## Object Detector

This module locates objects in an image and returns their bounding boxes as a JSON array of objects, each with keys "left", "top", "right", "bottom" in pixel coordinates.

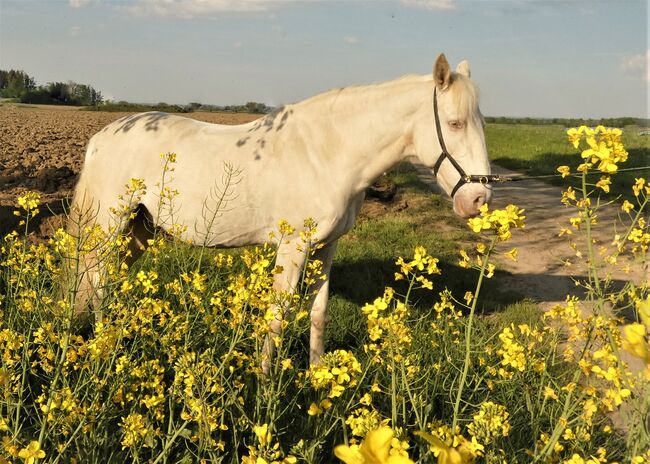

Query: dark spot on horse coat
[{"left": 113, "top": 112, "right": 170, "bottom": 134}]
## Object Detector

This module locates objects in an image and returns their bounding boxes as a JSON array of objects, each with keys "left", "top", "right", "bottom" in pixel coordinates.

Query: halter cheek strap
[{"left": 432, "top": 87, "right": 500, "bottom": 197}]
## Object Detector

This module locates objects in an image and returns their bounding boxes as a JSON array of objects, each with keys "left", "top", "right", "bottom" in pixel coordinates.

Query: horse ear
[
  {"left": 456, "top": 60, "right": 471, "bottom": 78},
  {"left": 433, "top": 53, "right": 451, "bottom": 90}
]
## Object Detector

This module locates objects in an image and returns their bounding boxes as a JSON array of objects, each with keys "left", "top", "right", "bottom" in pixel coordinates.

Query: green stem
[
  {"left": 452, "top": 235, "right": 496, "bottom": 430},
  {"left": 581, "top": 172, "right": 601, "bottom": 297},
  {"left": 152, "top": 420, "right": 191, "bottom": 464}
]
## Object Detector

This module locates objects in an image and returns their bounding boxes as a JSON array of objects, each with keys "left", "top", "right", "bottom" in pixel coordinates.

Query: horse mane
[
  {"left": 294, "top": 74, "right": 431, "bottom": 109},
  {"left": 292, "top": 72, "right": 480, "bottom": 122}
]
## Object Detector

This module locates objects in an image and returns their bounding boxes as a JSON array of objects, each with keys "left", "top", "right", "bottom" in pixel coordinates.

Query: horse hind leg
[
  {"left": 64, "top": 190, "right": 107, "bottom": 322},
  {"left": 307, "top": 241, "right": 338, "bottom": 366},
  {"left": 123, "top": 205, "right": 155, "bottom": 267},
  {"left": 65, "top": 198, "right": 154, "bottom": 321},
  {"left": 262, "top": 241, "right": 309, "bottom": 375}
]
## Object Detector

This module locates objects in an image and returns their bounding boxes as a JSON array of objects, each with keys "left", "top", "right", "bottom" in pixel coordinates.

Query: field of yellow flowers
[{"left": 0, "top": 127, "right": 648, "bottom": 463}]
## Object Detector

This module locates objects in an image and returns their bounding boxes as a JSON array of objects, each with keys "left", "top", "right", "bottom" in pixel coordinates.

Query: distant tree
[
  {"left": 17, "top": 79, "right": 103, "bottom": 106},
  {"left": 244, "top": 101, "right": 271, "bottom": 114},
  {"left": 68, "top": 81, "right": 103, "bottom": 106},
  {"left": 0, "top": 69, "right": 36, "bottom": 98},
  {"left": 47, "top": 82, "right": 71, "bottom": 103}
]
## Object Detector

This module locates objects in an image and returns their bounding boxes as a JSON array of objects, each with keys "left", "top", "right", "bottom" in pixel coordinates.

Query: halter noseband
[{"left": 432, "top": 87, "right": 499, "bottom": 197}]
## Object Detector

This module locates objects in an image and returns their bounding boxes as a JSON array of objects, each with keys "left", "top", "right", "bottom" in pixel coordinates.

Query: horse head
[{"left": 412, "top": 53, "right": 492, "bottom": 218}]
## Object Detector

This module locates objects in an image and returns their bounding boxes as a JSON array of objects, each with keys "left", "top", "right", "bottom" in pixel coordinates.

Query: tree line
[
  {"left": 93, "top": 100, "right": 271, "bottom": 114},
  {"left": 0, "top": 69, "right": 103, "bottom": 106},
  {"left": 484, "top": 116, "right": 647, "bottom": 128}
]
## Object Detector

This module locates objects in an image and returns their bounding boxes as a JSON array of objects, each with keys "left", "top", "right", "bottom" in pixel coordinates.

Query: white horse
[{"left": 70, "top": 54, "right": 492, "bottom": 368}]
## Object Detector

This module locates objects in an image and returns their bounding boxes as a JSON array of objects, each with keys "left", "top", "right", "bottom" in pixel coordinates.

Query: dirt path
[{"left": 412, "top": 161, "right": 648, "bottom": 310}]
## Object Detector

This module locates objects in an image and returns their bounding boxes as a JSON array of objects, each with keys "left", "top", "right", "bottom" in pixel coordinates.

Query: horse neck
[{"left": 295, "top": 78, "right": 431, "bottom": 193}]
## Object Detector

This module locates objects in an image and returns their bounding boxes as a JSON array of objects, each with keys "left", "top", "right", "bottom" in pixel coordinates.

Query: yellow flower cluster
[
  {"left": 494, "top": 324, "right": 546, "bottom": 379},
  {"left": 632, "top": 177, "right": 650, "bottom": 197},
  {"left": 346, "top": 406, "right": 390, "bottom": 439},
  {"left": 621, "top": 295, "right": 650, "bottom": 379},
  {"left": 362, "top": 288, "right": 414, "bottom": 370},
  {"left": 17, "top": 440, "right": 46, "bottom": 464},
  {"left": 457, "top": 244, "right": 497, "bottom": 278},
  {"left": 16, "top": 191, "right": 41, "bottom": 215},
  {"left": 561, "top": 449, "right": 608, "bottom": 464},
  {"left": 394, "top": 245, "right": 440, "bottom": 289},
  {"left": 417, "top": 423, "right": 482, "bottom": 464},
  {"left": 308, "top": 350, "right": 362, "bottom": 399},
  {"left": 243, "top": 423, "right": 297, "bottom": 464},
  {"left": 173, "top": 350, "right": 228, "bottom": 444},
  {"left": 430, "top": 290, "right": 463, "bottom": 348},
  {"left": 544, "top": 297, "right": 633, "bottom": 414},
  {"left": 467, "top": 204, "right": 525, "bottom": 241},
  {"left": 120, "top": 412, "right": 153, "bottom": 449},
  {"left": 627, "top": 217, "right": 650, "bottom": 256},
  {"left": 335, "top": 427, "right": 414, "bottom": 464},
  {"left": 467, "top": 401, "right": 511, "bottom": 446},
  {"left": 567, "top": 126, "right": 628, "bottom": 174}
]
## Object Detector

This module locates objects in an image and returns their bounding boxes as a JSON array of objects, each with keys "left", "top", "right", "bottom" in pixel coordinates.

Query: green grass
[
  {"left": 487, "top": 124, "right": 650, "bottom": 198},
  {"left": 325, "top": 163, "right": 527, "bottom": 352}
]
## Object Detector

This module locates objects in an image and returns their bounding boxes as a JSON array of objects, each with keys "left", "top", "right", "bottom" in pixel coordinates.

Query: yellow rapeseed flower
[
  {"left": 621, "top": 199, "right": 635, "bottom": 213},
  {"left": 334, "top": 427, "right": 414, "bottom": 464},
  {"left": 18, "top": 441, "right": 46, "bottom": 464},
  {"left": 254, "top": 424, "right": 272, "bottom": 446},
  {"left": 557, "top": 165, "right": 571, "bottom": 178},
  {"left": 16, "top": 191, "right": 41, "bottom": 213},
  {"left": 543, "top": 386, "right": 558, "bottom": 401},
  {"left": 467, "top": 401, "right": 511, "bottom": 445},
  {"left": 632, "top": 177, "right": 647, "bottom": 196},
  {"left": 566, "top": 127, "right": 584, "bottom": 148},
  {"left": 622, "top": 323, "right": 649, "bottom": 363},
  {"left": 415, "top": 430, "right": 478, "bottom": 464},
  {"left": 467, "top": 204, "right": 525, "bottom": 241},
  {"left": 503, "top": 248, "right": 518, "bottom": 261},
  {"left": 595, "top": 176, "right": 611, "bottom": 193},
  {"left": 637, "top": 295, "right": 650, "bottom": 330}
]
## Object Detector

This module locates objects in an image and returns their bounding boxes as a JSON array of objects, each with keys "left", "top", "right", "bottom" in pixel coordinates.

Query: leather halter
[{"left": 431, "top": 87, "right": 499, "bottom": 197}]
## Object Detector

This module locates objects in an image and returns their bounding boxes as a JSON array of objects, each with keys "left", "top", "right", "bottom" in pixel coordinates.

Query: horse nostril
[{"left": 473, "top": 194, "right": 486, "bottom": 208}]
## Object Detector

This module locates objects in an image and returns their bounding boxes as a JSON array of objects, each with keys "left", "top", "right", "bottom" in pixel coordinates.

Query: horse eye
[{"left": 449, "top": 120, "right": 465, "bottom": 130}]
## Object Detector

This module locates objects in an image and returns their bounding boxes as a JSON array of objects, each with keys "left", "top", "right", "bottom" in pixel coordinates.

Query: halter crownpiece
[{"left": 431, "top": 87, "right": 502, "bottom": 197}]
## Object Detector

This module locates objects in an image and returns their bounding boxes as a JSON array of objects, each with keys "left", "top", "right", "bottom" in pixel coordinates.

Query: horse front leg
[
  {"left": 308, "top": 241, "right": 338, "bottom": 366},
  {"left": 262, "top": 241, "right": 307, "bottom": 375}
]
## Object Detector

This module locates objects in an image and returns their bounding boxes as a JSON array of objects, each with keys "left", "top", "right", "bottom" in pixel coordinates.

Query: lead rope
[{"left": 495, "top": 165, "right": 650, "bottom": 183}]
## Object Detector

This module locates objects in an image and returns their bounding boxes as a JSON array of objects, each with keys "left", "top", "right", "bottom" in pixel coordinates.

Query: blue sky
[{"left": 0, "top": 0, "right": 648, "bottom": 118}]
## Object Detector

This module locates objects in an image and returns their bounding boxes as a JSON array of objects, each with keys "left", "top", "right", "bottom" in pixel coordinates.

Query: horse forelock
[{"left": 447, "top": 74, "right": 481, "bottom": 123}]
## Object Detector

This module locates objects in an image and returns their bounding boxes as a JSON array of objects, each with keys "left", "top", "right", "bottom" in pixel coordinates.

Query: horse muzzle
[{"left": 453, "top": 183, "right": 492, "bottom": 218}]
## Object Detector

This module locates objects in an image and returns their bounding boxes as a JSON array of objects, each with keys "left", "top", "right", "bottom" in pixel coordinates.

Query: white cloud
[
  {"left": 621, "top": 49, "right": 650, "bottom": 82},
  {"left": 401, "top": 0, "right": 456, "bottom": 11},
  {"left": 69, "top": 0, "right": 92, "bottom": 7},
  {"left": 68, "top": 25, "right": 83, "bottom": 37},
  {"left": 343, "top": 36, "right": 359, "bottom": 45},
  {"left": 122, "top": 0, "right": 286, "bottom": 18}
]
